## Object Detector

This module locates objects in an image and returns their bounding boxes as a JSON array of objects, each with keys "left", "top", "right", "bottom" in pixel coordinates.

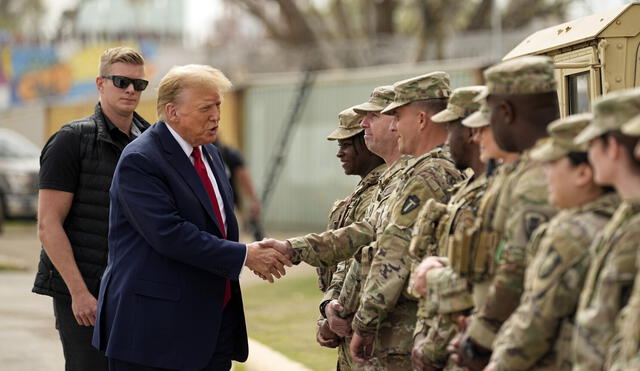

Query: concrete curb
[
  {"left": 243, "top": 338, "right": 313, "bottom": 371},
  {"left": 0, "top": 254, "right": 27, "bottom": 271}
]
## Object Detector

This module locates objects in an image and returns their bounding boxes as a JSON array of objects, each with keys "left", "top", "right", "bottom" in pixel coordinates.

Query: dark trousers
[
  {"left": 53, "top": 296, "right": 109, "bottom": 371},
  {"left": 108, "top": 299, "right": 241, "bottom": 371}
]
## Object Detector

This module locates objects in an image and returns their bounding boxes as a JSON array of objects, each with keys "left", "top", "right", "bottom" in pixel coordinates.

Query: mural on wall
[{"left": 0, "top": 41, "right": 157, "bottom": 107}]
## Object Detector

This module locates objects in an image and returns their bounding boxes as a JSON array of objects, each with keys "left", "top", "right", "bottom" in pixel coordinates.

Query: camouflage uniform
[
  {"left": 571, "top": 89, "right": 640, "bottom": 371},
  {"left": 334, "top": 156, "right": 408, "bottom": 371},
  {"left": 607, "top": 111, "right": 640, "bottom": 371},
  {"left": 411, "top": 101, "right": 506, "bottom": 371},
  {"left": 319, "top": 107, "right": 385, "bottom": 293},
  {"left": 607, "top": 249, "right": 640, "bottom": 371},
  {"left": 406, "top": 85, "right": 487, "bottom": 369},
  {"left": 319, "top": 107, "right": 387, "bottom": 370},
  {"left": 412, "top": 173, "right": 490, "bottom": 370},
  {"left": 490, "top": 114, "right": 621, "bottom": 371},
  {"left": 571, "top": 200, "right": 640, "bottom": 371},
  {"left": 289, "top": 72, "right": 465, "bottom": 369},
  {"left": 465, "top": 57, "right": 559, "bottom": 350}
]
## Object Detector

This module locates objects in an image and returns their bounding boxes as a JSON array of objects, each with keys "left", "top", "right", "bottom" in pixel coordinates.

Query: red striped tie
[{"left": 191, "top": 147, "right": 231, "bottom": 307}]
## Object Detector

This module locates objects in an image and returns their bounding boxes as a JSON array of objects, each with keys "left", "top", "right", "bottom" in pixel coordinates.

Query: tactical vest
[
  {"left": 316, "top": 164, "right": 385, "bottom": 292},
  {"left": 338, "top": 156, "right": 412, "bottom": 315},
  {"left": 33, "top": 105, "right": 150, "bottom": 298}
]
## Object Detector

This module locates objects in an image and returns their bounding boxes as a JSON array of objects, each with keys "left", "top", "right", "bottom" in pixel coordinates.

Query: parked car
[{"left": 0, "top": 128, "right": 40, "bottom": 225}]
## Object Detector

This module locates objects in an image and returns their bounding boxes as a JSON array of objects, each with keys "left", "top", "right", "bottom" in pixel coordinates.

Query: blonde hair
[
  {"left": 157, "top": 64, "right": 232, "bottom": 120},
  {"left": 99, "top": 47, "right": 145, "bottom": 76}
]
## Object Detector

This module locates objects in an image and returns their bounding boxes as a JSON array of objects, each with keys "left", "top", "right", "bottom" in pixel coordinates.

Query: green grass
[{"left": 241, "top": 273, "right": 338, "bottom": 370}]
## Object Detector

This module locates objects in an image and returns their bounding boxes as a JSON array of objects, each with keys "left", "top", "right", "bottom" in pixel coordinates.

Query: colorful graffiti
[{"left": 0, "top": 41, "right": 157, "bottom": 106}]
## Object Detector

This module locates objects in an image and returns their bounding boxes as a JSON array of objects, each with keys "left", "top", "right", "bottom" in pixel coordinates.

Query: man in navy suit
[{"left": 93, "top": 64, "right": 291, "bottom": 371}]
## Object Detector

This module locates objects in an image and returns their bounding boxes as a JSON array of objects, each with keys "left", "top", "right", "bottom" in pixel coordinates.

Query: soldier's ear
[
  {"left": 498, "top": 99, "right": 516, "bottom": 126},
  {"left": 574, "top": 163, "right": 593, "bottom": 188}
]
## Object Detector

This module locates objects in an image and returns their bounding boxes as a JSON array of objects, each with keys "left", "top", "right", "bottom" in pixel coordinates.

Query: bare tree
[{"left": 224, "top": 0, "right": 572, "bottom": 68}]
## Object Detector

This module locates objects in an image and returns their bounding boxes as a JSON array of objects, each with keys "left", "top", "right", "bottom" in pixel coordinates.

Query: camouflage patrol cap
[
  {"left": 575, "top": 87, "right": 640, "bottom": 144},
  {"left": 461, "top": 100, "right": 490, "bottom": 128},
  {"left": 620, "top": 114, "right": 640, "bottom": 160},
  {"left": 327, "top": 107, "right": 364, "bottom": 140},
  {"left": 621, "top": 113, "right": 640, "bottom": 136},
  {"left": 478, "top": 56, "right": 556, "bottom": 99},
  {"left": 352, "top": 85, "right": 395, "bottom": 114},
  {"left": 531, "top": 113, "right": 592, "bottom": 162},
  {"left": 432, "top": 85, "right": 486, "bottom": 123},
  {"left": 380, "top": 71, "right": 450, "bottom": 115}
]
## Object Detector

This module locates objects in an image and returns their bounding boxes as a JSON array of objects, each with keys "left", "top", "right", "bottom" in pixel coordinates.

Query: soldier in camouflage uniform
[
  {"left": 449, "top": 56, "right": 559, "bottom": 370},
  {"left": 265, "top": 72, "right": 464, "bottom": 369},
  {"left": 485, "top": 113, "right": 620, "bottom": 371},
  {"left": 570, "top": 88, "right": 640, "bottom": 371},
  {"left": 316, "top": 107, "right": 386, "bottom": 366},
  {"left": 404, "top": 85, "right": 487, "bottom": 371},
  {"left": 606, "top": 114, "right": 640, "bottom": 371},
  {"left": 320, "top": 86, "right": 401, "bottom": 370}
]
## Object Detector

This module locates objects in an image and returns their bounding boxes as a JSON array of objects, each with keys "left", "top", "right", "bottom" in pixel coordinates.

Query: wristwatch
[
  {"left": 462, "top": 336, "right": 491, "bottom": 360},
  {"left": 319, "top": 300, "right": 331, "bottom": 318}
]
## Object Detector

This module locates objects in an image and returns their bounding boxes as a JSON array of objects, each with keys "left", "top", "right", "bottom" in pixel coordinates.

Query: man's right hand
[
  {"left": 411, "top": 256, "right": 445, "bottom": 297},
  {"left": 245, "top": 241, "right": 292, "bottom": 282},
  {"left": 325, "top": 300, "right": 353, "bottom": 337},
  {"left": 71, "top": 290, "right": 98, "bottom": 326}
]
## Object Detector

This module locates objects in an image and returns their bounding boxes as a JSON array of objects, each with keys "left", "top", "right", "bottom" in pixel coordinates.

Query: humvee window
[{"left": 567, "top": 72, "right": 590, "bottom": 115}]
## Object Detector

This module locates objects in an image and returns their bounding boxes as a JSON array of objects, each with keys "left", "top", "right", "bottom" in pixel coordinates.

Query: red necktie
[{"left": 191, "top": 147, "right": 231, "bottom": 307}]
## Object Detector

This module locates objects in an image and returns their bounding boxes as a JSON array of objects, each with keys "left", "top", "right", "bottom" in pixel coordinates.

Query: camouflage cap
[
  {"left": 461, "top": 100, "right": 490, "bottom": 128},
  {"left": 620, "top": 113, "right": 640, "bottom": 160},
  {"left": 575, "top": 87, "right": 640, "bottom": 144},
  {"left": 531, "top": 113, "right": 592, "bottom": 162},
  {"left": 327, "top": 107, "right": 364, "bottom": 140},
  {"left": 432, "top": 85, "right": 486, "bottom": 123},
  {"left": 352, "top": 85, "right": 395, "bottom": 114},
  {"left": 621, "top": 113, "right": 640, "bottom": 137},
  {"left": 477, "top": 56, "right": 556, "bottom": 100},
  {"left": 380, "top": 71, "right": 450, "bottom": 115}
]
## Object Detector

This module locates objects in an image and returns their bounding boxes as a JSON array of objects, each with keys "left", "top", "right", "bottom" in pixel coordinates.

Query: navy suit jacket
[{"left": 93, "top": 121, "right": 248, "bottom": 370}]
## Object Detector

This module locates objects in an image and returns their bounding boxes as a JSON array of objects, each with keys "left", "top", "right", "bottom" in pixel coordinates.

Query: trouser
[{"left": 53, "top": 296, "right": 109, "bottom": 371}]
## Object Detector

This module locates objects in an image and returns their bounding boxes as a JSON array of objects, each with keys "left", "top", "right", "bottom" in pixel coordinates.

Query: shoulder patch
[
  {"left": 401, "top": 195, "right": 421, "bottom": 215},
  {"left": 538, "top": 247, "right": 562, "bottom": 279},
  {"left": 524, "top": 211, "right": 548, "bottom": 239}
]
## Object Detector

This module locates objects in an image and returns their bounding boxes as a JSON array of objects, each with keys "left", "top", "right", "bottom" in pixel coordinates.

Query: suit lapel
[{"left": 155, "top": 122, "right": 224, "bottom": 236}]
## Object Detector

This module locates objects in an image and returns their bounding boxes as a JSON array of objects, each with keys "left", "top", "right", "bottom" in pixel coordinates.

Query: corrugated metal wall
[{"left": 243, "top": 59, "right": 484, "bottom": 231}]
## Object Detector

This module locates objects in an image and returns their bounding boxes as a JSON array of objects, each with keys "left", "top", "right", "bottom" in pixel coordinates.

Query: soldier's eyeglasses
[{"left": 102, "top": 75, "right": 149, "bottom": 91}]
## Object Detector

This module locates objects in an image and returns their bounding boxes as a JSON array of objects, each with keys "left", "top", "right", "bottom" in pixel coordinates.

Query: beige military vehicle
[{"left": 504, "top": 3, "right": 640, "bottom": 117}]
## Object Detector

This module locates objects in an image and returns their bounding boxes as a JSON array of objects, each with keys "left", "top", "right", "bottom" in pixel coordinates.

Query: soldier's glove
[{"left": 316, "top": 319, "right": 340, "bottom": 348}]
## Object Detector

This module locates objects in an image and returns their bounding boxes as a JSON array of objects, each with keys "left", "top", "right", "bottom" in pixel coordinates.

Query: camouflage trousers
[{"left": 413, "top": 316, "right": 458, "bottom": 369}]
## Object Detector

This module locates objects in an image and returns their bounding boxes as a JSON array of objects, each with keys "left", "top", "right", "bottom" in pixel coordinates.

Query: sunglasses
[{"left": 102, "top": 75, "right": 149, "bottom": 91}]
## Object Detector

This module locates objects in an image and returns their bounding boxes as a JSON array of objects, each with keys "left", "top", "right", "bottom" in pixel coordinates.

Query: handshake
[{"left": 244, "top": 238, "right": 295, "bottom": 282}]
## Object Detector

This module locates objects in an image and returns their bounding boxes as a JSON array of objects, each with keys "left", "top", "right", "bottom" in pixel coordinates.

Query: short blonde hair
[
  {"left": 157, "top": 64, "right": 232, "bottom": 120},
  {"left": 99, "top": 47, "right": 145, "bottom": 76}
]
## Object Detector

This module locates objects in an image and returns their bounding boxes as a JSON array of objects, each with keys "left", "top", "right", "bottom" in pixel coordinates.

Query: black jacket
[{"left": 33, "top": 104, "right": 150, "bottom": 298}]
